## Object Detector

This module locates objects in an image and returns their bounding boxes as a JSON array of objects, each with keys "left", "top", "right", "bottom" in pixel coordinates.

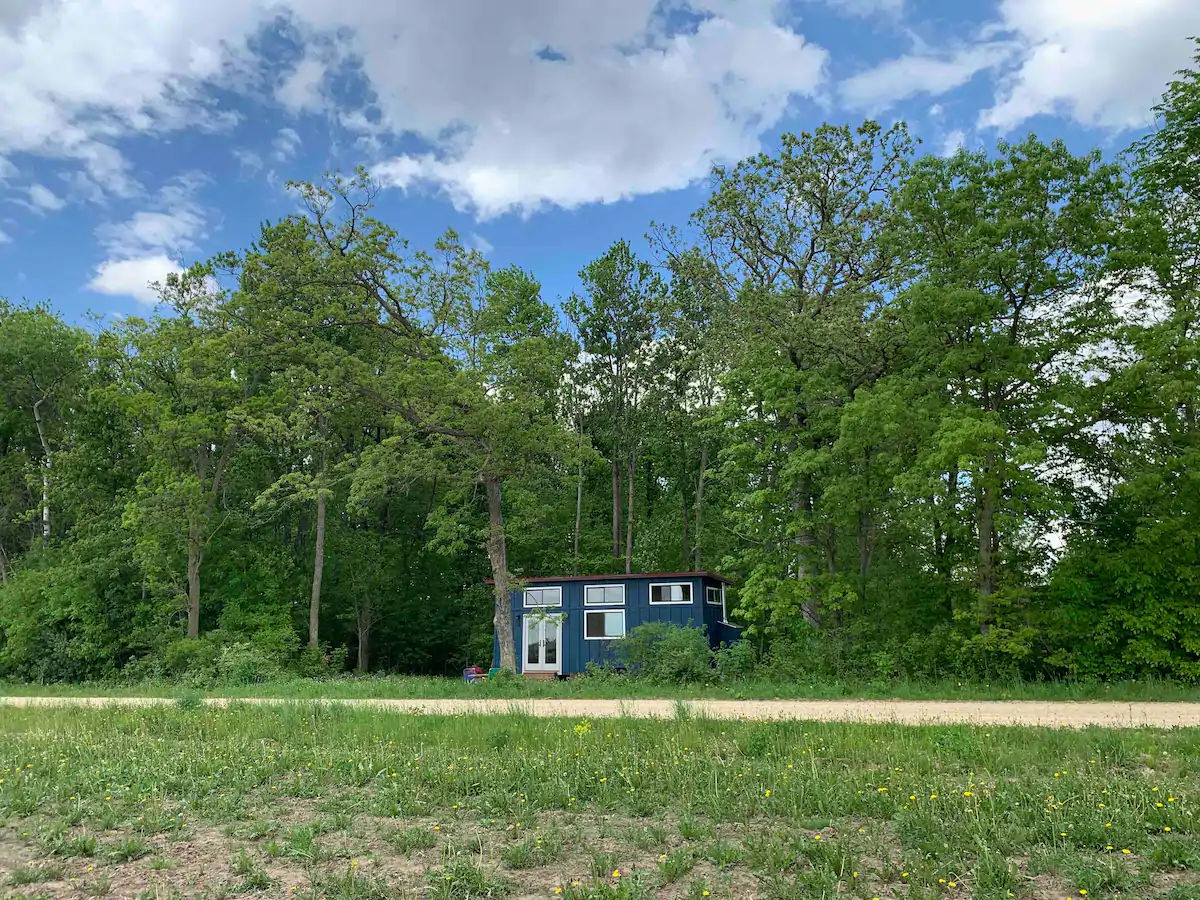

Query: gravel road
[{"left": 3, "top": 696, "right": 1199, "bottom": 728}]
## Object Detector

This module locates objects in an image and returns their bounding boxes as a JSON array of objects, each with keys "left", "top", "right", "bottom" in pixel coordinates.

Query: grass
[
  {"left": 0, "top": 702, "right": 1198, "bottom": 898},
  {"left": 2, "top": 671, "right": 1200, "bottom": 702}
]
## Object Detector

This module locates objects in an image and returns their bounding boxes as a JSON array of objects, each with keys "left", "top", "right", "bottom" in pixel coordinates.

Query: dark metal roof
[{"left": 487, "top": 570, "right": 734, "bottom": 586}]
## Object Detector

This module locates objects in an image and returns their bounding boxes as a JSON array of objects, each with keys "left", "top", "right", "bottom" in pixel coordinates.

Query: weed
[
  {"left": 106, "top": 837, "right": 150, "bottom": 862},
  {"left": 9, "top": 863, "right": 67, "bottom": 886},
  {"left": 385, "top": 824, "right": 439, "bottom": 855},
  {"left": 428, "top": 858, "right": 512, "bottom": 899}
]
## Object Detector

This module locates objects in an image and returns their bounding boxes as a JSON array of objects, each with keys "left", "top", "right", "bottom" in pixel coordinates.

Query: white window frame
[
  {"left": 720, "top": 584, "right": 729, "bottom": 624},
  {"left": 705, "top": 585, "right": 722, "bottom": 605},
  {"left": 648, "top": 581, "right": 693, "bottom": 605},
  {"left": 584, "top": 583, "right": 626, "bottom": 606},
  {"left": 584, "top": 608, "right": 626, "bottom": 641},
  {"left": 523, "top": 585, "right": 563, "bottom": 608}
]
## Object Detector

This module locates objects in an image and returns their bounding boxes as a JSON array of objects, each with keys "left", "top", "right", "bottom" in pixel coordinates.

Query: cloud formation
[
  {"left": 87, "top": 173, "right": 208, "bottom": 304},
  {"left": 2, "top": 0, "right": 828, "bottom": 217}
]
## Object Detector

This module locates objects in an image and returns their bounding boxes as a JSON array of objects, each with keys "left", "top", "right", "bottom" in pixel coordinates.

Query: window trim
[
  {"left": 705, "top": 585, "right": 722, "bottom": 605},
  {"left": 584, "top": 608, "right": 626, "bottom": 641},
  {"left": 648, "top": 581, "right": 693, "bottom": 605},
  {"left": 584, "top": 583, "right": 626, "bottom": 606},
  {"left": 523, "top": 585, "right": 563, "bottom": 608}
]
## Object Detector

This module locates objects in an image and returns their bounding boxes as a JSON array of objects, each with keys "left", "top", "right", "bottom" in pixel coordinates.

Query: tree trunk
[
  {"left": 625, "top": 447, "right": 636, "bottom": 575},
  {"left": 32, "top": 397, "right": 51, "bottom": 547},
  {"left": 309, "top": 477, "right": 326, "bottom": 648},
  {"left": 356, "top": 589, "right": 372, "bottom": 673},
  {"left": 0, "top": 540, "right": 9, "bottom": 582},
  {"left": 693, "top": 442, "right": 708, "bottom": 570},
  {"left": 976, "top": 455, "right": 997, "bottom": 636},
  {"left": 573, "top": 412, "right": 584, "bottom": 574},
  {"left": 185, "top": 431, "right": 238, "bottom": 640},
  {"left": 797, "top": 489, "right": 822, "bottom": 628},
  {"left": 611, "top": 458, "right": 622, "bottom": 560},
  {"left": 680, "top": 437, "right": 691, "bottom": 563},
  {"left": 186, "top": 524, "right": 202, "bottom": 638},
  {"left": 485, "top": 475, "right": 516, "bottom": 671},
  {"left": 857, "top": 508, "right": 873, "bottom": 601}
]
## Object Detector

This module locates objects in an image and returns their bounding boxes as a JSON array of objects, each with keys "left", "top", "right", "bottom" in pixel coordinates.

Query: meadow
[
  {"left": 2, "top": 674, "right": 1200, "bottom": 704},
  {"left": 1, "top": 704, "right": 1198, "bottom": 899}
]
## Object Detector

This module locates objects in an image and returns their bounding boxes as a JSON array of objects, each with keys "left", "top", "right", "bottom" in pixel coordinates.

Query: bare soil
[{"left": 4, "top": 695, "right": 1200, "bottom": 727}]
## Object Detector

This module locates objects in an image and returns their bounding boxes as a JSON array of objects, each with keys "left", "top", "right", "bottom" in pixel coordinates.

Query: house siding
[{"left": 489, "top": 573, "right": 741, "bottom": 675}]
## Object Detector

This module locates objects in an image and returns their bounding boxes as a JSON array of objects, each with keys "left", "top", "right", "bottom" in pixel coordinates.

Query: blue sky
[{"left": 1, "top": 0, "right": 1197, "bottom": 326}]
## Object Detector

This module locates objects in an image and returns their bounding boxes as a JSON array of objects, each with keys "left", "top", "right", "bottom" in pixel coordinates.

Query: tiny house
[{"left": 490, "top": 571, "right": 740, "bottom": 678}]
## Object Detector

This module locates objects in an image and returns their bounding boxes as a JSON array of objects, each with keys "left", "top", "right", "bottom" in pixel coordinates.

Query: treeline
[{"left": 4, "top": 50, "right": 1200, "bottom": 684}]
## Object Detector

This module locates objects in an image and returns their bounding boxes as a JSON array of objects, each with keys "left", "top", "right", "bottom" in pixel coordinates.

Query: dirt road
[{"left": 3, "top": 695, "right": 1200, "bottom": 727}]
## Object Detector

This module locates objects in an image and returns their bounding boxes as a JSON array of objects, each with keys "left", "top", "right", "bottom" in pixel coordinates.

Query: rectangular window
[
  {"left": 524, "top": 586, "right": 562, "bottom": 607},
  {"left": 649, "top": 582, "right": 692, "bottom": 604},
  {"left": 585, "top": 609, "right": 626, "bottom": 640},
  {"left": 584, "top": 584, "right": 625, "bottom": 606},
  {"left": 706, "top": 586, "right": 722, "bottom": 605}
]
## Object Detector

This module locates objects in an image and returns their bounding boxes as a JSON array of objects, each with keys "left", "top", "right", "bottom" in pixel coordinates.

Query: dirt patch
[{"left": 4, "top": 696, "right": 1200, "bottom": 728}]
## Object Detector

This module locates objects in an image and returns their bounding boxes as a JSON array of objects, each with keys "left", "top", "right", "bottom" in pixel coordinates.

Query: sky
[{"left": 2, "top": 0, "right": 1198, "bottom": 325}]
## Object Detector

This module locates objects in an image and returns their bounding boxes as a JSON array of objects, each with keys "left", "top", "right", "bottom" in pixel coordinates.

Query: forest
[{"left": 2, "top": 49, "right": 1200, "bottom": 686}]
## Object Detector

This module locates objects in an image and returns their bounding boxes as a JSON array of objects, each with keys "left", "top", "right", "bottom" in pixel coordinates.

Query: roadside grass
[
  {"left": 2, "top": 672, "right": 1200, "bottom": 702},
  {"left": 0, "top": 703, "right": 1197, "bottom": 898}
]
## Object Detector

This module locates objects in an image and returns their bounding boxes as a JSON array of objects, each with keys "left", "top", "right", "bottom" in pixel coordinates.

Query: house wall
[{"left": 489, "top": 574, "right": 742, "bottom": 675}]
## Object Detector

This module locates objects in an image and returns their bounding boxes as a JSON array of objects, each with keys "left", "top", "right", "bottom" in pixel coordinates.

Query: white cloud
[
  {"left": 27, "top": 182, "right": 66, "bottom": 212},
  {"left": 2, "top": 0, "right": 828, "bottom": 217},
  {"left": 0, "top": 227, "right": 11, "bottom": 244},
  {"left": 88, "top": 255, "right": 185, "bottom": 304},
  {"left": 0, "top": 156, "right": 16, "bottom": 180},
  {"left": 368, "top": 10, "right": 828, "bottom": 217},
  {"left": 87, "top": 172, "right": 208, "bottom": 304},
  {"left": 816, "top": 0, "right": 903, "bottom": 16},
  {"left": 276, "top": 53, "right": 329, "bottom": 114},
  {"left": 981, "top": 0, "right": 1200, "bottom": 131},
  {"left": 939, "top": 129, "right": 966, "bottom": 156},
  {"left": 233, "top": 148, "right": 263, "bottom": 175},
  {"left": 273, "top": 127, "right": 301, "bottom": 161},
  {"left": 469, "top": 232, "right": 494, "bottom": 255},
  {"left": 840, "top": 42, "right": 1014, "bottom": 111}
]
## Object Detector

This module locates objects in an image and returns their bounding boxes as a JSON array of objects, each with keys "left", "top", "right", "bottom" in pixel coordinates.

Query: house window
[
  {"left": 524, "top": 586, "right": 562, "bottom": 607},
  {"left": 706, "top": 586, "right": 722, "bottom": 605},
  {"left": 585, "top": 609, "right": 626, "bottom": 640},
  {"left": 584, "top": 584, "right": 625, "bottom": 606},
  {"left": 649, "top": 582, "right": 692, "bottom": 604}
]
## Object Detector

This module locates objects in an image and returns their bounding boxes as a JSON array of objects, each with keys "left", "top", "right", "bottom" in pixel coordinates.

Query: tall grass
[{"left": 2, "top": 672, "right": 1199, "bottom": 701}]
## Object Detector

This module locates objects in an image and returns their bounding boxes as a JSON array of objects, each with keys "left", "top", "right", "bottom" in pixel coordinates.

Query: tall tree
[
  {"left": 689, "top": 121, "right": 914, "bottom": 633},
  {"left": 567, "top": 241, "right": 665, "bottom": 574},
  {"left": 0, "top": 302, "right": 86, "bottom": 549},
  {"left": 893, "top": 137, "right": 1125, "bottom": 636},
  {"left": 116, "top": 281, "right": 245, "bottom": 639}
]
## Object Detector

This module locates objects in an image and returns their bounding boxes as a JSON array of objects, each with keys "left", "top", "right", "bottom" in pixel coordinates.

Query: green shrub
[
  {"left": 714, "top": 639, "right": 757, "bottom": 682},
  {"left": 613, "top": 622, "right": 713, "bottom": 684},
  {"left": 215, "top": 642, "right": 282, "bottom": 685}
]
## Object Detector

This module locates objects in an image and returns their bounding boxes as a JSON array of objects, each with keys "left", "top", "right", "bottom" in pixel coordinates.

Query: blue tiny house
[{"left": 490, "top": 571, "right": 740, "bottom": 677}]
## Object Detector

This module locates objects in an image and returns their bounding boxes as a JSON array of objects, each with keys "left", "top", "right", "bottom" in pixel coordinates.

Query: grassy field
[
  {"left": 2, "top": 674, "right": 1200, "bottom": 703},
  {"left": 1, "top": 705, "right": 1199, "bottom": 900}
]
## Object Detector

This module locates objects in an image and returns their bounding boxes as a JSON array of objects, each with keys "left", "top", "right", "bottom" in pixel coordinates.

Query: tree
[
  {"left": 115, "top": 283, "right": 245, "bottom": 639},
  {"left": 567, "top": 241, "right": 665, "bottom": 574},
  {"left": 689, "top": 121, "right": 914, "bottom": 633},
  {"left": 0, "top": 302, "right": 86, "bottom": 549},
  {"left": 893, "top": 137, "right": 1126, "bottom": 637}
]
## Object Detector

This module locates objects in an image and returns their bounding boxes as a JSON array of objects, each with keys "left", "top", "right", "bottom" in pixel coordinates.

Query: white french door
[{"left": 523, "top": 615, "right": 562, "bottom": 674}]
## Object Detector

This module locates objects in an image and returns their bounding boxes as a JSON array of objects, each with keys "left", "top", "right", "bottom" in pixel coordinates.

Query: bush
[
  {"left": 215, "top": 642, "right": 282, "bottom": 685},
  {"left": 613, "top": 622, "right": 714, "bottom": 684},
  {"left": 714, "top": 639, "right": 757, "bottom": 682}
]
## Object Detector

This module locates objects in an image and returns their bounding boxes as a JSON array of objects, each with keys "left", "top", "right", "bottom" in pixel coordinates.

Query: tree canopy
[{"left": 5, "top": 47, "right": 1200, "bottom": 683}]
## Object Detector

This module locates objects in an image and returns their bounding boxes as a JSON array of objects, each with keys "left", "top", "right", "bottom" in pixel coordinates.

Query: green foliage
[
  {"left": 7, "top": 46, "right": 1200, "bottom": 684},
  {"left": 613, "top": 623, "right": 714, "bottom": 684}
]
